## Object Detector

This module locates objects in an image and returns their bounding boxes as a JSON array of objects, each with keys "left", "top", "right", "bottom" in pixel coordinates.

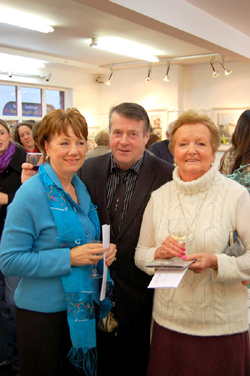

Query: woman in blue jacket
[{"left": 0, "top": 108, "right": 117, "bottom": 376}]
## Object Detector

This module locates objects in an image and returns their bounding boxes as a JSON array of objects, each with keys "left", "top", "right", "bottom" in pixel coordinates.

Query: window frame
[{"left": 0, "top": 81, "right": 67, "bottom": 123}]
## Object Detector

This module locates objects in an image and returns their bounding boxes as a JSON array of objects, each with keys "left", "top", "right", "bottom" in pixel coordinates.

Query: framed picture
[
  {"left": 212, "top": 108, "right": 247, "bottom": 147},
  {"left": 87, "top": 127, "right": 99, "bottom": 151},
  {"left": 147, "top": 109, "right": 168, "bottom": 139},
  {"left": 88, "top": 127, "right": 99, "bottom": 140}
]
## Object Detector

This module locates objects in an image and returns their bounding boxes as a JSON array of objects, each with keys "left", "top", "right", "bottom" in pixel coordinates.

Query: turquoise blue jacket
[{"left": 0, "top": 163, "right": 97, "bottom": 313}]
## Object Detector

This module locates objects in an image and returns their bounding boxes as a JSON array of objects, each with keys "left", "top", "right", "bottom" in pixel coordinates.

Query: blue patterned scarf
[
  {"left": 39, "top": 163, "right": 113, "bottom": 375},
  {"left": 227, "top": 164, "right": 250, "bottom": 193}
]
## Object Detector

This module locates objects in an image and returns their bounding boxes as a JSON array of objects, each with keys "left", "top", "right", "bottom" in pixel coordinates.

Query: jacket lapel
[
  {"left": 94, "top": 155, "right": 112, "bottom": 229},
  {"left": 116, "top": 152, "right": 157, "bottom": 241}
]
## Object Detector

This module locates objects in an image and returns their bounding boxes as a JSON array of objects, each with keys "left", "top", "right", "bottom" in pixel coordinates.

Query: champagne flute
[
  {"left": 168, "top": 219, "right": 191, "bottom": 244},
  {"left": 89, "top": 240, "right": 102, "bottom": 279}
]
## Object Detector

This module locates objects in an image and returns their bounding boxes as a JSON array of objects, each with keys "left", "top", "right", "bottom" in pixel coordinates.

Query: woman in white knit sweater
[{"left": 135, "top": 109, "right": 250, "bottom": 376}]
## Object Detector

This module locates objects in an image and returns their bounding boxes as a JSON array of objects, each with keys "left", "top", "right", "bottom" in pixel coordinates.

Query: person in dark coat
[
  {"left": 78, "top": 103, "right": 174, "bottom": 376},
  {"left": 148, "top": 121, "right": 175, "bottom": 164},
  {"left": 0, "top": 119, "right": 26, "bottom": 375}
]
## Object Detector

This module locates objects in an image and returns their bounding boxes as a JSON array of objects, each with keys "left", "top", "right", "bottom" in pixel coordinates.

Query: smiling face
[
  {"left": 0, "top": 125, "right": 12, "bottom": 155},
  {"left": 44, "top": 125, "right": 87, "bottom": 180},
  {"left": 18, "top": 125, "right": 35, "bottom": 151},
  {"left": 173, "top": 123, "right": 215, "bottom": 182},
  {"left": 109, "top": 113, "right": 149, "bottom": 170}
]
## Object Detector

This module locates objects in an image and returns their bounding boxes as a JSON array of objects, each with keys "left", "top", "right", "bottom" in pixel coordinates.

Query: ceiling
[{"left": 0, "top": 0, "right": 249, "bottom": 76}]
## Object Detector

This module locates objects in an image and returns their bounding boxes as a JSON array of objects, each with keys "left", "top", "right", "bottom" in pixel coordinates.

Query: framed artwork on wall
[
  {"left": 212, "top": 108, "right": 247, "bottom": 148},
  {"left": 87, "top": 126, "right": 99, "bottom": 150},
  {"left": 147, "top": 109, "right": 168, "bottom": 140}
]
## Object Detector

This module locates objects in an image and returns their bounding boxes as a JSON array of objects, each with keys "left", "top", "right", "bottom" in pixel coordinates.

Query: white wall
[
  {"left": 0, "top": 66, "right": 102, "bottom": 128},
  {"left": 97, "top": 64, "right": 181, "bottom": 132},
  {"left": 2, "top": 59, "right": 250, "bottom": 164}
]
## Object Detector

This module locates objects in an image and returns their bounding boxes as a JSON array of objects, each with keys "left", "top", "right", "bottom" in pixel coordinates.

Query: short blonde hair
[{"left": 169, "top": 109, "right": 220, "bottom": 154}]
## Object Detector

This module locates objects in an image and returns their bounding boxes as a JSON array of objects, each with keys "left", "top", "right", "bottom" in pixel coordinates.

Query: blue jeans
[{"left": 0, "top": 270, "right": 20, "bottom": 370}]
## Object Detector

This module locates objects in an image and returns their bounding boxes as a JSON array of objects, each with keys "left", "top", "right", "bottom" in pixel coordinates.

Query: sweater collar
[{"left": 173, "top": 164, "right": 217, "bottom": 195}]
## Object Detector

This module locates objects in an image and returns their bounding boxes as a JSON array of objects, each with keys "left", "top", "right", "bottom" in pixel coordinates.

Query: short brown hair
[
  {"left": 94, "top": 131, "right": 109, "bottom": 146},
  {"left": 169, "top": 109, "right": 220, "bottom": 154},
  {"left": 38, "top": 108, "right": 88, "bottom": 156},
  {"left": 0, "top": 119, "right": 10, "bottom": 134},
  {"left": 13, "top": 121, "right": 33, "bottom": 145},
  {"left": 109, "top": 102, "right": 150, "bottom": 136}
]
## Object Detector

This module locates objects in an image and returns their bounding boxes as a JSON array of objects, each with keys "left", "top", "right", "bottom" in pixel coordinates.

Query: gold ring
[
  {"left": 114, "top": 257, "right": 117, "bottom": 261},
  {"left": 163, "top": 247, "right": 167, "bottom": 254}
]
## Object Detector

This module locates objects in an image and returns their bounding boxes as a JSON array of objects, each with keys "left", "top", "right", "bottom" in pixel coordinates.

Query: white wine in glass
[{"left": 168, "top": 219, "right": 190, "bottom": 243}]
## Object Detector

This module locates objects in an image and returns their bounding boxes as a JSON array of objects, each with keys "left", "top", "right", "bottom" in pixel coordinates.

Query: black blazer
[
  {"left": 78, "top": 151, "right": 174, "bottom": 327},
  {"left": 0, "top": 144, "right": 26, "bottom": 235},
  {"left": 148, "top": 139, "right": 174, "bottom": 164}
]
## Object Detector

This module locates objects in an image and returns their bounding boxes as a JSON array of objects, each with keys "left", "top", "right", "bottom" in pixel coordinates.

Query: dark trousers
[
  {"left": 15, "top": 307, "right": 81, "bottom": 376},
  {"left": 97, "top": 320, "right": 151, "bottom": 376},
  {"left": 0, "top": 270, "right": 20, "bottom": 370}
]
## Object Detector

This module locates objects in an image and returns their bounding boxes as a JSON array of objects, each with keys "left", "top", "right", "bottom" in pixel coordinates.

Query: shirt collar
[{"left": 110, "top": 152, "right": 145, "bottom": 175}]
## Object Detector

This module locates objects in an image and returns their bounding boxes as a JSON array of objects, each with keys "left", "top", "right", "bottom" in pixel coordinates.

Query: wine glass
[
  {"left": 26, "top": 153, "right": 43, "bottom": 171},
  {"left": 168, "top": 219, "right": 191, "bottom": 244},
  {"left": 89, "top": 240, "right": 102, "bottom": 279}
]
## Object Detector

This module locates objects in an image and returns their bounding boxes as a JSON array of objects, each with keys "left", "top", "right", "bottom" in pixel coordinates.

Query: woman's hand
[
  {"left": 105, "top": 243, "right": 117, "bottom": 267},
  {"left": 154, "top": 236, "right": 186, "bottom": 260},
  {"left": 21, "top": 162, "right": 38, "bottom": 183},
  {"left": 185, "top": 253, "right": 218, "bottom": 273},
  {"left": 70, "top": 242, "right": 107, "bottom": 267}
]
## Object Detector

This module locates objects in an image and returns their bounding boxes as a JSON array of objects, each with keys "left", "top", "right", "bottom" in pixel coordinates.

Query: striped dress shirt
[{"left": 107, "top": 153, "right": 144, "bottom": 233}]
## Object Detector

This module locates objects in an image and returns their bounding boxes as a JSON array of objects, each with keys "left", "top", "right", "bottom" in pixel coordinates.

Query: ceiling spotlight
[
  {"left": 45, "top": 72, "right": 52, "bottom": 82},
  {"left": 209, "top": 58, "right": 220, "bottom": 78},
  {"left": 163, "top": 62, "right": 171, "bottom": 81},
  {"left": 8, "top": 71, "right": 12, "bottom": 78},
  {"left": 219, "top": 57, "right": 232, "bottom": 76},
  {"left": 145, "top": 65, "right": 152, "bottom": 82},
  {"left": 105, "top": 69, "right": 114, "bottom": 85}
]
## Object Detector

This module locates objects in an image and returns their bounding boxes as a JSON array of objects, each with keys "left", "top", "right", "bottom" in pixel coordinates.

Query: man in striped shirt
[{"left": 78, "top": 102, "right": 174, "bottom": 376}]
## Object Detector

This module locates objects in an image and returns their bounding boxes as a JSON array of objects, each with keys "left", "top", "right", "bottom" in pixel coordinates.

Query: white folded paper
[
  {"left": 100, "top": 224, "right": 110, "bottom": 301},
  {"left": 148, "top": 268, "right": 188, "bottom": 288}
]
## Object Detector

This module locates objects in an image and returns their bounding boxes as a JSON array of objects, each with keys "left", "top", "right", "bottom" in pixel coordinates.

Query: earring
[{"left": 46, "top": 155, "right": 50, "bottom": 161}]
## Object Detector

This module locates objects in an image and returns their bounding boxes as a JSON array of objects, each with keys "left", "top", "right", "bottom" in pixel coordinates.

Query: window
[
  {"left": 21, "top": 87, "right": 42, "bottom": 117},
  {"left": 0, "top": 84, "right": 17, "bottom": 116},
  {"left": 46, "top": 89, "right": 65, "bottom": 113},
  {"left": 0, "top": 84, "right": 66, "bottom": 126}
]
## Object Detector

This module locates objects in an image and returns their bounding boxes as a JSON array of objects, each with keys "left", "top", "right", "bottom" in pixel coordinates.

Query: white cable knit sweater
[{"left": 135, "top": 165, "right": 250, "bottom": 336}]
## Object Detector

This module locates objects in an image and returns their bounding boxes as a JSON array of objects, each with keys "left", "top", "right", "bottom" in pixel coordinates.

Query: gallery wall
[{"left": 1, "top": 59, "right": 250, "bottom": 164}]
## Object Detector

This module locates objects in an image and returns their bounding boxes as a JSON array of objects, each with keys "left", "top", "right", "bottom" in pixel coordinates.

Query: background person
[
  {"left": 86, "top": 130, "right": 111, "bottom": 159},
  {"left": 219, "top": 109, "right": 250, "bottom": 175},
  {"left": 0, "top": 119, "right": 26, "bottom": 375},
  {"left": 145, "top": 133, "right": 160, "bottom": 150},
  {"left": 148, "top": 121, "right": 175, "bottom": 164},
  {"left": 135, "top": 109, "right": 250, "bottom": 376},
  {"left": 0, "top": 109, "right": 117, "bottom": 376},
  {"left": 13, "top": 122, "right": 39, "bottom": 153}
]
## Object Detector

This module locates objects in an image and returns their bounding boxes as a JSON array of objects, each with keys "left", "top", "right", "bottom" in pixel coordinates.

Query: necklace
[{"left": 175, "top": 186, "right": 210, "bottom": 232}]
